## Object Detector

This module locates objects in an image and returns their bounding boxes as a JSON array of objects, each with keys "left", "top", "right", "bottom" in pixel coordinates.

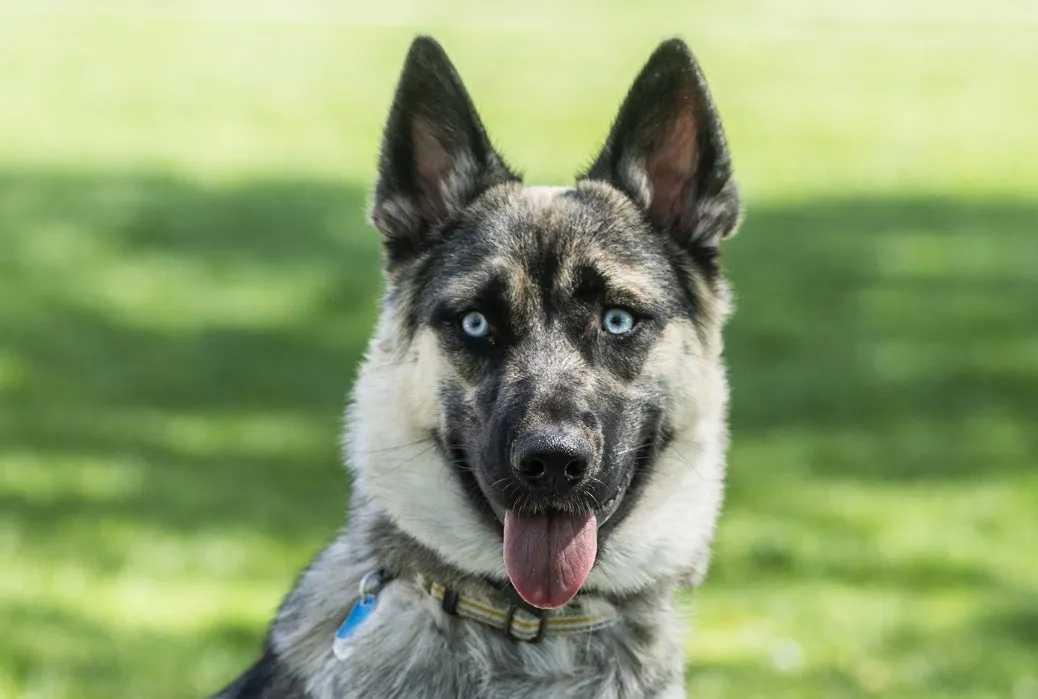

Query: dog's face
[{"left": 349, "top": 37, "right": 740, "bottom": 609}]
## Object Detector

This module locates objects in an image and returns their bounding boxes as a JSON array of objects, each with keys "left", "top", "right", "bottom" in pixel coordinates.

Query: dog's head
[{"left": 349, "top": 37, "right": 740, "bottom": 609}]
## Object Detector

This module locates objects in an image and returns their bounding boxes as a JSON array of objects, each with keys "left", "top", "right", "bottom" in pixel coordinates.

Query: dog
[{"left": 213, "top": 34, "right": 741, "bottom": 699}]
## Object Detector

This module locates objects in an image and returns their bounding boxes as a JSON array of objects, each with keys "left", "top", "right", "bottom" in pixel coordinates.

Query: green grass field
[{"left": 1, "top": 2, "right": 1036, "bottom": 697}]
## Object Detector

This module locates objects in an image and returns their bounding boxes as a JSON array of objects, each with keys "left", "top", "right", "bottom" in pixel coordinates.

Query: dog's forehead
[
  {"left": 426, "top": 181, "right": 689, "bottom": 316},
  {"left": 482, "top": 181, "right": 643, "bottom": 239},
  {"left": 453, "top": 181, "right": 665, "bottom": 276}
]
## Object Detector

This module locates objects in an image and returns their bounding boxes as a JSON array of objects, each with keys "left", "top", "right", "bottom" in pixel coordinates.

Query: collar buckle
[{"left": 502, "top": 601, "right": 549, "bottom": 643}]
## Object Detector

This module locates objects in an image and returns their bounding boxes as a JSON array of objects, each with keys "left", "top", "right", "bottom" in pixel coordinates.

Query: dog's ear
[
  {"left": 580, "top": 39, "right": 741, "bottom": 249},
  {"left": 370, "top": 36, "right": 519, "bottom": 266}
]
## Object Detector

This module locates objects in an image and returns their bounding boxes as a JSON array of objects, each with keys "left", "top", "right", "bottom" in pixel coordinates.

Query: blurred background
[{"left": 1, "top": 1, "right": 1036, "bottom": 697}]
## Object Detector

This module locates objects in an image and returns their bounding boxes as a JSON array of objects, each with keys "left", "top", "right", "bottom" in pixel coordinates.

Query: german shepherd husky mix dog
[{"left": 214, "top": 35, "right": 741, "bottom": 699}]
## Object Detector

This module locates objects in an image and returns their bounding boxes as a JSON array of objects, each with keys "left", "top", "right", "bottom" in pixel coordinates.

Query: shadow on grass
[
  {"left": 1, "top": 171, "right": 382, "bottom": 548},
  {"left": 2, "top": 169, "right": 1036, "bottom": 539},
  {"left": 723, "top": 198, "right": 1038, "bottom": 481}
]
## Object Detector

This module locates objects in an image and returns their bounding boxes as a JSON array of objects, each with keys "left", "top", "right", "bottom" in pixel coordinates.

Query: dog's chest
[{"left": 296, "top": 584, "right": 683, "bottom": 699}]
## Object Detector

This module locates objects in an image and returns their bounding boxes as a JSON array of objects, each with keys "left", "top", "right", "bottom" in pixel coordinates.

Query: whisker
[
  {"left": 371, "top": 443, "right": 439, "bottom": 476},
  {"left": 362, "top": 436, "right": 435, "bottom": 454}
]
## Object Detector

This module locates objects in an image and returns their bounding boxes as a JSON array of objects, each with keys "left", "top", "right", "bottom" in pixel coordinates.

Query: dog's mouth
[
  {"left": 446, "top": 438, "right": 646, "bottom": 528},
  {"left": 443, "top": 422, "right": 663, "bottom": 609}
]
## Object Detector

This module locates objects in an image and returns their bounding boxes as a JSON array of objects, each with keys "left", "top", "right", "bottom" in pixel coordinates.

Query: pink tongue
[{"left": 503, "top": 510, "right": 598, "bottom": 609}]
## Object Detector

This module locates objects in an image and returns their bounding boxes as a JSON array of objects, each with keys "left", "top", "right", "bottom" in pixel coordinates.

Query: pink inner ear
[
  {"left": 646, "top": 109, "right": 697, "bottom": 226},
  {"left": 412, "top": 118, "right": 452, "bottom": 221}
]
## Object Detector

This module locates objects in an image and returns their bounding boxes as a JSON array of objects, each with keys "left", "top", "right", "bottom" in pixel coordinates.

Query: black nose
[{"left": 512, "top": 430, "right": 593, "bottom": 495}]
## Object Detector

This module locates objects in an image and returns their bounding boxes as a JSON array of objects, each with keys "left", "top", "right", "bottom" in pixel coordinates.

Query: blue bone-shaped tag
[{"left": 332, "top": 594, "right": 377, "bottom": 660}]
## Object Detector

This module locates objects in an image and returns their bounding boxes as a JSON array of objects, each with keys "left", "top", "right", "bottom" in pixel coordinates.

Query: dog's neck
[
  {"left": 367, "top": 512, "right": 659, "bottom": 607},
  {"left": 366, "top": 514, "right": 507, "bottom": 599},
  {"left": 366, "top": 516, "right": 625, "bottom": 640},
  {"left": 363, "top": 513, "right": 682, "bottom": 629},
  {"left": 268, "top": 506, "right": 687, "bottom": 697}
]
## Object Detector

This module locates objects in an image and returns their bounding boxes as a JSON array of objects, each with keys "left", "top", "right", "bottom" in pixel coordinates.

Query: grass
[{"left": 1, "top": 2, "right": 1036, "bottom": 698}]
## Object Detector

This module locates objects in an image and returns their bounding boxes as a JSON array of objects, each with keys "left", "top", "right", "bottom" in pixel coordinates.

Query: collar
[
  {"left": 415, "top": 572, "right": 619, "bottom": 643},
  {"left": 333, "top": 570, "right": 620, "bottom": 660}
]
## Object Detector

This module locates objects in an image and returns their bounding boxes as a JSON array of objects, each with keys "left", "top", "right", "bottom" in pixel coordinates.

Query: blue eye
[
  {"left": 461, "top": 311, "right": 490, "bottom": 338},
  {"left": 602, "top": 308, "right": 636, "bottom": 335}
]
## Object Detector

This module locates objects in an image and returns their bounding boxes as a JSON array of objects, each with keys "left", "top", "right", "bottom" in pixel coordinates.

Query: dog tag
[{"left": 332, "top": 593, "right": 377, "bottom": 661}]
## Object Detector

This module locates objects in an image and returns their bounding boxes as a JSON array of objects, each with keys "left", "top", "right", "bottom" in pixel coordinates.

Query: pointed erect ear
[
  {"left": 580, "top": 39, "right": 741, "bottom": 249},
  {"left": 369, "top": 36, "right": 519, "bottom": 266}
]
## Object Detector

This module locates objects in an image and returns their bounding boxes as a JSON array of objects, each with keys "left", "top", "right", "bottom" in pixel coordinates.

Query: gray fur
[
  {"left": 239, "top": 497, "right": 686, "bottom": 699},
  {"left": 212, "top": 35, "right": 740, "bottom": 699}
]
